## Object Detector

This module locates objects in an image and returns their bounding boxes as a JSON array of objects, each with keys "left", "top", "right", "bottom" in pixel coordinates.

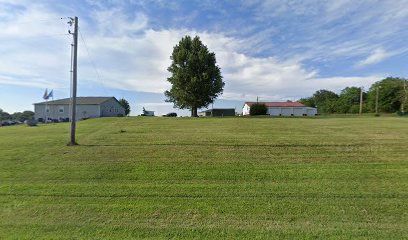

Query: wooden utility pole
[
  {"left": 402, "top": 80, "right": 407, "bottom": 114},
  {"left": 359, "top": 87, "right": 363, "bottom": 115},
  {"left": 375, "top": 87, "right": 380, "bottom": 115},
  {"left": 69, "top": 17, "right": 78, "bottom": 145}
]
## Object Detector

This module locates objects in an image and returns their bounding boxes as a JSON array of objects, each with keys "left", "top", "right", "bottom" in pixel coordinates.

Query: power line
[
  {"left": 5, "top": 18, "right": 68, "bottom": 25},
  {"left": 78, "top": 28, "right": 109, "bottom": 95},
  {"left": 7, "top": 33, "right": 71, "bottom": 40}
]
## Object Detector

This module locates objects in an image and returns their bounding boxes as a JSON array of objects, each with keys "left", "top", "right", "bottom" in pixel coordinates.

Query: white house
[
  {"left": 243, "top": 102, "right": 317, "bottom": 116},
  {"left": 34, "top": 97, "right": 125, "bottom": 122}
]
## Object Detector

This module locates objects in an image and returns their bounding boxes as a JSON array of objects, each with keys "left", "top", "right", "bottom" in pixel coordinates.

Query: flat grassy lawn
[{"left": 1, "top": 116, "right": 407, "bottom": 239}]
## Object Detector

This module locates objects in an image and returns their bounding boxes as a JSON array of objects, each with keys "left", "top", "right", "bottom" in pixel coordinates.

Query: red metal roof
[{"left": 245, "top": 102, "right": 306, "bottom": 107}]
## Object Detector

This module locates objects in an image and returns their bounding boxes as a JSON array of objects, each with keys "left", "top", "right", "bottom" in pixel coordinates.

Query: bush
[
  {"left": 396, "top": 111, "right": 407, "bottom": 116},
  {"left": 250, "top": 103, "right": 267, "bottom": 116}
]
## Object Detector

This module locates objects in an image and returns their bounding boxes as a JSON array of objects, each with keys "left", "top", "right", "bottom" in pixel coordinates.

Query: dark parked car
[
  {"left": 163, "top": 112, "right": 177, "bottom": 117},
  {"left": 1, "top": 121, "right": 16, "bottom": 126}
]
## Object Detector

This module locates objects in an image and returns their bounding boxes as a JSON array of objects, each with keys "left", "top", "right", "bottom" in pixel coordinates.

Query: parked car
[
  {"left": 163, "top": 112, "right": 177, "bottom": 117},
  {"left": 26, "top": 119, "right": 38, "bottom": 126},
  {"left": 2, "top": 121, "right": 15, "bottom": 126}
]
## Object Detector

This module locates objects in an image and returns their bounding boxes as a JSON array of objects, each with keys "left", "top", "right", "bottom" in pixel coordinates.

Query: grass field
[{"left": 1, "top": 116, "right": 407, "bottom": 239}]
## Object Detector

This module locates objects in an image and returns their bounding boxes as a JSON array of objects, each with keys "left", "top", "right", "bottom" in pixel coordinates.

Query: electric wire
[{"left": 78, "top": 28, "right": 109, "bottom": 96}]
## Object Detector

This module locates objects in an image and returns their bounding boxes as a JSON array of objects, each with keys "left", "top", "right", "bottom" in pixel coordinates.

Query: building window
[
  {"left": 46, "top": 106, "right": 50, "bottom": 113},
  {"left": 59, "top": 106, "right": 64, "bottom": 113}
]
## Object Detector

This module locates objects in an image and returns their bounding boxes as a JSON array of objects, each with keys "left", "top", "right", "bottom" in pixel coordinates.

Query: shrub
[{"left": 250, "top": 103, "right": 267, "bottom": 115}]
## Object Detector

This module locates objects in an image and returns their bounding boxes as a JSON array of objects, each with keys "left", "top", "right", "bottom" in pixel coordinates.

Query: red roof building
[
  {"left": 244, "top": 102, "right": 306, "bottom": 107},
  {"left": 242, "top": 101, "right": 317, "bottom": 116}
]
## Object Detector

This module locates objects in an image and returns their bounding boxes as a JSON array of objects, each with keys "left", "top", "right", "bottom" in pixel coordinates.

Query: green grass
[{"left": 1, "top": 116, "right": 407, "bottom": 239}]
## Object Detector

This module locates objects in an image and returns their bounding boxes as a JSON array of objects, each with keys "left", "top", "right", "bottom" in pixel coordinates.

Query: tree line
[
  {"left": 299, "top": 77, "right": 408, "bottom": 114},
  {"left": 0, "top": 109, "right": 34, "bottom": 122}
]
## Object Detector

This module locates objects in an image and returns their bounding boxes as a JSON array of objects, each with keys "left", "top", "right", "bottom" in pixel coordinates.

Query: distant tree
[
  {"left": 165, "top": 35, "right": 224, "bottom": 117},
  {"left": 11, "top": 111, "right": 34, "bottom": 122},
  {"left": 250, "top": 103, "right": 267, "bottom": 115},
  {"left": 298, "top": 97, "right": 316, "bottom": 107},
  {"left": 337, "top": 87, "right": 364, "bottom": 114},
  {"left": 367, "top": 77, "right": 406, "bottom": 113},
  {"left": 312, "top": 89, "right": 339, "bottom": 113},
  {"left": 118, "top": 98, "right": 130, "bottom": 116},
  {"left": 0, "top": 109, "right": 10, "bottom": 121}
]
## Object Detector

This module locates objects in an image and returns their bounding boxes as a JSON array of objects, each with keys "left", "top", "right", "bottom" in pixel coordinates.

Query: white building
[
  {"left": 34, "top": 97, "right": 125, "bottom": 122},
  {"left": 243, "top": 102, "right": 317, "bottom": 116}
]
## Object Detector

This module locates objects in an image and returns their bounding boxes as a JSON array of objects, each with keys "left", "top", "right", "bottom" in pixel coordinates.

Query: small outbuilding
[
  {"left": 243, "top": 102, "right": 317, "bottom": 116},
  {"left": 198, "top": 108, "right": 236, "bottom": 117}
]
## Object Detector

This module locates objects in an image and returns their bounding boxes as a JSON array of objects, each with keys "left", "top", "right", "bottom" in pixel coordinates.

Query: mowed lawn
[{"left": 1, "top": 116, "right": 407, "bottom": 239}]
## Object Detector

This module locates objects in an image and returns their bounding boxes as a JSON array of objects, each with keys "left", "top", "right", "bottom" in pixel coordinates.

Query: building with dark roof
[
  {"left": 198, "top": 108, "right": 236, "bottom": 117},
  {"left": 243, "top": 102, "right": 317, "bottom": 116},
  {"left": 34, "top": 97, "right": 125, "bottom": 122}
]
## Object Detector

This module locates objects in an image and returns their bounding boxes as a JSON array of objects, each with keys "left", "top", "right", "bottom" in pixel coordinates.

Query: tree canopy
[
  {"left": 0, "top": 109, "right": 34, "bottom": 121},
  {"left": 312, "top": 90, "right": 339, "bottom": 113},
  {"left": 165, "top": 35, "right": 224, "bottom": 117},
  {"left": 249, "top": 103, "right": 267, "bottom": 116},
  {"left": 366, "top": 77, "right": 407, "bottom": 113},
  {"left": 299, "top": 77, "right": 408, "bottom": 114},
  {"left": 118, "top": 98, "right": 130, "bottom": 116},
  {"left": 337, "top": 87, "right": 364, "bottom": 114}
]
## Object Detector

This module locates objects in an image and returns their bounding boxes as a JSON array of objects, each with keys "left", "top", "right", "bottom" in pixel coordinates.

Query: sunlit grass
[{"left": 1, "top": 116, "right": 407, "bottom": 239}]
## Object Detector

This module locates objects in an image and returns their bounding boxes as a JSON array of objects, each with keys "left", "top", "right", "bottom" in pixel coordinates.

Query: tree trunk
[{"left": 191, "top": 106, "right": 198, "bottom": 117}]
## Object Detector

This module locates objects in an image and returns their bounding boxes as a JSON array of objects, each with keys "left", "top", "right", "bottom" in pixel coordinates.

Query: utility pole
[
  {"left": 375, "top": 87, "right": 380, "bottom": 115},
  {"left": 211, "top": 100, "right": 214, "bottom": 117},
  {"left": 68, "top": 17, "right": 78, "bottom": 145},
  {"left": 359, "top": 86, "right": 363, "bottom": 115},
  {"left": 402, "top": 80, "right": 407, "bottom": 114}
]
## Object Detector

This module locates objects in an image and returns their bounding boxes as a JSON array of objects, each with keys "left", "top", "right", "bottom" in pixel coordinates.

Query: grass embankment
[{"left": 1, "top": 116, "right": 407, "bottom": 239}]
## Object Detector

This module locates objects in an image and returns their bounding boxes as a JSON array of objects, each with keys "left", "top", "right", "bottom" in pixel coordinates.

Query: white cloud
[
  {"left": 0, "top": 1, "right": 388, "bottom": 106},
  {"left": 239, "top": 0, "right": 408, "bottom": 65},
  {"left": 356, "top": 48, "right": 393, "bottom": 67},
  {"left": 81, "top": 26, "right": 381, "bottom": 101}
]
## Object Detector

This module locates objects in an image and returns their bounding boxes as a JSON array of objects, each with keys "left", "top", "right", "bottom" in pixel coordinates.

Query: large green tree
[
  {"left": 367, "top": 77, "right": 407, "bottom": 113},
  {"left": 337, "top": 87, "right": 365, "bottom": 114},
  {"left": 165, "top": 36, "right": 224, "bottom": 117},
  {"left": 312, "top": 90, "right": 339, "bottom": 114}
]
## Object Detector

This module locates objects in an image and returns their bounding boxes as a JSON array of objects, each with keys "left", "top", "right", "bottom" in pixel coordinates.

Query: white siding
[
  {"left": 293, "top": 108, "right": 305, "bottom": 116},
  {"left": 281, "top": 108, "right": 293, "bottom": 116},
  {"left": 242, "top": 104, "right": 318, "bottom": 117},
  {"left": 100, "top": 98, "right": 126, "bottom": 117},
  {"left": 306, "top": 108, "right": 317, "bottom": 116},
  {"left": 35, "top": 104, "right": 101, "bottom": 121},
  {"left": 242, "top": 104, "right": 251, "bottom": 115},
  {"left": 268, "top": 108, "right": 281, "bottom": 116}
]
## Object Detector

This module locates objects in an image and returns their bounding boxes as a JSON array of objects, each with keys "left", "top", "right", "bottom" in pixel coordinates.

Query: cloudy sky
[{"left": 1, "top": 0, "right": 408, "bottom": 115}]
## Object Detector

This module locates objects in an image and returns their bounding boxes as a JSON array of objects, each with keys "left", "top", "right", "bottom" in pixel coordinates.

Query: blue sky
[{"left": 1, "top": 0, "right": 408, "bottom": 116}]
